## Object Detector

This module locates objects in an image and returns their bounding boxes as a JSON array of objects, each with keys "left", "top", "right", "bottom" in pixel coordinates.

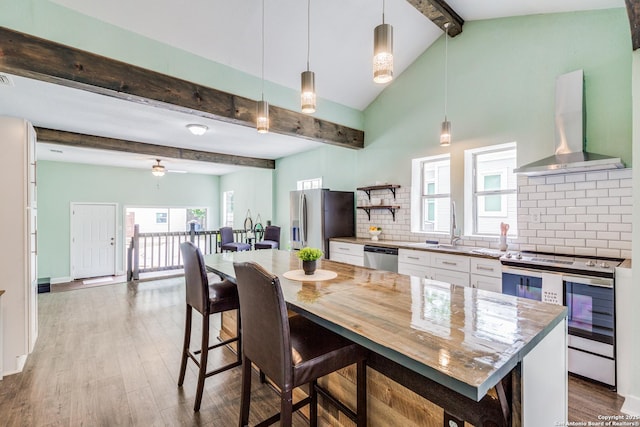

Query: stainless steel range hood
[{"left": 514, "top": 70, "right": 624, "bottom": 176}]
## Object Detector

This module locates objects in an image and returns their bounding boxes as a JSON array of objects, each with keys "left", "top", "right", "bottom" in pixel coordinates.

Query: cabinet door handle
[
  {"left": 476, "top": 266, "right": 494, "bottom": 271},
  {"left": 442, "top": 261, "right": 457, "bottom": 266}
]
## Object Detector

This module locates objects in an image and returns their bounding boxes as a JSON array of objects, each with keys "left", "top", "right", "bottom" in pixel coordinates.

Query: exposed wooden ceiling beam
[
  {"left": 35, "top": 127, "right": 275, "bottom": 170},
  {"left": 0, "top": 27, "right": 364, "bottom": 150},
  {"left": 405, "top": 0, "right": 464, "bottom": 37},
  {"left": 626, "top": 0, "right": 640, "bottom": 50}
]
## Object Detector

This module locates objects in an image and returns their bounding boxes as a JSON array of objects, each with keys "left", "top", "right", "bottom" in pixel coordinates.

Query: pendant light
[
  {"left": 440, "top": 23, "right": 451, "bottom": 147},
  {"left": 256, "top": 0, "right": 269, "bottom": 133},
  {"left": 373, "top": 0, "right": 393, "bottom": 84},
  {"left": 301, "top": 0, "right": 316, "bottom": 114},
  {"left": 151, "top": 159, "right": 165, "bottom": 177}
]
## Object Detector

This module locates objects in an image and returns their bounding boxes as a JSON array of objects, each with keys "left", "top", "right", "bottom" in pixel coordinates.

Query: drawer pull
[
  {"left": 407, "top": 256, "right": 420, "bottom": 260},
  {"left": 442, "top": 261, "right": 457, "bottom": 266},
  {"left": 339, "top": 247, "right": 350, "bottom": 251},
  {"left": 476, "top": 266, "right": 494, "bottom": 271}
]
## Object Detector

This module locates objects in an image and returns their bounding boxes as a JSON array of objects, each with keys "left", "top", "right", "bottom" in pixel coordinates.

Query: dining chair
[
  {"left": 220, "top": 226, "right": 251, "bottom": 252},
  {"left": 233, "top": 261, "right": 367, "bottom": 426},
  {"left": 178, "top": 242, "right": 242, "bottom": 411},
  {"left": 254, "top": 225, "right": 280, "bottom": 250}
]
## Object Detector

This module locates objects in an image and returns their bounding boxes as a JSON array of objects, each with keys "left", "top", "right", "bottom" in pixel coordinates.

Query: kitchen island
[{"left": 205, "top": 250, "right": 567, "bottom": 427}]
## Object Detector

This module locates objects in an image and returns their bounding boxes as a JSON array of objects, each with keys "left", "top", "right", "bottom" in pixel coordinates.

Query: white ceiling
[{"left": 0, "top": 0, "right": 624, "bottom": 176}]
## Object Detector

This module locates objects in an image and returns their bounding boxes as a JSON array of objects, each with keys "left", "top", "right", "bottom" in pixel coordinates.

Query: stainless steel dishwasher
[{"left": 363, "top": 245, "right": 398, "bottom": 272}]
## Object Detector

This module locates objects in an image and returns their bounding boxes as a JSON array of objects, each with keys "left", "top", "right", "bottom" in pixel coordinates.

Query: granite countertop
[{"left": 331, "top": 237, "right": 505, "bottom": 259}]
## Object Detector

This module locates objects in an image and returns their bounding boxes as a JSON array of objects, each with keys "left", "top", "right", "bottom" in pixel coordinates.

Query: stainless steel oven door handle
[{"left": 562, "top": 275, "right": 613, "bottom": 288}]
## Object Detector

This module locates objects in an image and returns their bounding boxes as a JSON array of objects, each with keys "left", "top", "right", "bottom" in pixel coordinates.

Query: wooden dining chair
[
  {"left": 233, "top": 261, "right": 367, "bottom": 426},
  {"left": 178, "top": 242, "right": 242, "bottom": 411}
]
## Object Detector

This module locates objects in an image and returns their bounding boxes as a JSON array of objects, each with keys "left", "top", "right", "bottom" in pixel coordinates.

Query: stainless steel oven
[{"left": 500, "top": 251, "right": 622, "bottom": 388}]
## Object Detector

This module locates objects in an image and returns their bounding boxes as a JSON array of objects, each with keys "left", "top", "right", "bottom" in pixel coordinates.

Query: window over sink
[
  {"left": 464, "top": 142, "right": 517, "bottom": 236},
  {"left": 411, "top": 154, "right": 450, "bottom": 233}
]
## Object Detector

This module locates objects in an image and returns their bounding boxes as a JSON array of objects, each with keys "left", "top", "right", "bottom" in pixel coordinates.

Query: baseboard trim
[
  {"left": 51, "top": 276, "right": 73, "bottom": 284},
  {"left": 622, "top": 394, "right": 640, "bottom": 416}
]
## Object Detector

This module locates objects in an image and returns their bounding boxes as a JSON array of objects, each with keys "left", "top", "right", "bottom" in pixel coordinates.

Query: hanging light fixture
[
  {"left": 301, "top": 0, "right": 316, "bottom": 114},
  {"left": 151, "top": 159, "right": 165, "bottom": 177},
  {"left": 440, "top": 23, "right": 452, "bottom": 147},
  {"left": 373, "top": 0, "right": 393, "bottom": 84},
  {"left": 256, "top": 0, "right": 269, "bottom": 133}
]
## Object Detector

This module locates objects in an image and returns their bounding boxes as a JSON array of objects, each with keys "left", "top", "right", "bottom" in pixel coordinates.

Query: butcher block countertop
[
  {"left": 331, "top": 237, "right": 505, "bottom": 259},
  {"left": 204, "top": 249, "right": 567, "bottom": 402}
]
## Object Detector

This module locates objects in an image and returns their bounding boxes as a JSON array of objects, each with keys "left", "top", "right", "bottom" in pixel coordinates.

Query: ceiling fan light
[
  {"left": 256, "top": 99, "right": 269, "bottom": 134},
  {"left": 301, "top": 70, "right": 316, "bottom": 114},
  {"left": 186, "top": 124, "right": 208, "bottom": 135},
  {"left": 373, "top": 23, "right": 393, "bottom": 84},
  {"left": 152, "top": 159, "right": 166, "bottom": 176},
  {"left": 440, "top": 120, "right": 451, "bottom": 146}
]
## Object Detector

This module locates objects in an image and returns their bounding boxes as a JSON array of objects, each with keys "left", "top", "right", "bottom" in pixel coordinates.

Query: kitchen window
[
  {"left": 297, "top": 177, "right": 322, "bottom": 190},
  {"left": 464, "top": 143, "right": 517, "bottom": 236},
  {"left": 411, "top": 154, "right": 450, "bottom": 233}
]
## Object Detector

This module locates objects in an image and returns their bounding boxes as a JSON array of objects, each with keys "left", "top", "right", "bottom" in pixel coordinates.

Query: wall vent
[{"left": 0, "top": 73, "right": 14, "bottom": 87}]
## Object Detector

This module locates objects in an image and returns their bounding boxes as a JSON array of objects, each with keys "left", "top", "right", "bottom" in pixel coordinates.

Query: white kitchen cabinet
[
  {"left": 0, "top": 117, "right": 38, "bottom": 375},
  {"left": 430, "top": 252, "right": 470, "bottom": 287},
  {"left": 398, "top": 249, "right": 431, "bottom": 279},
  {"left": 329, "top": 241, "right": 364, "bottom": 266},
  {"left": 470, "top": 258, "right": 502, "bottom": 293}
]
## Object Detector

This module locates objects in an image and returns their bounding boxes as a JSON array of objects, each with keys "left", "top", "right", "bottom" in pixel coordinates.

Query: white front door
[{"left": 71, "top": 203, "right": 117, "bottom": 279}]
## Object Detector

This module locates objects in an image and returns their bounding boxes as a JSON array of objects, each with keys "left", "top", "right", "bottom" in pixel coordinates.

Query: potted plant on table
[{"left": 296, "top": 247, "right": 323, "bottom": 275}]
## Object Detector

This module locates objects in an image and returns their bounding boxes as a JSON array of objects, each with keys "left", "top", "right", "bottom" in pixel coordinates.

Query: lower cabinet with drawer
[
  {"left": 329, "top": 242, "right": 364, "bottom": 267},
  {"left": 430, "top": 252, "right": 470, "bottom": 287},
  {"left": 470, "top": 258, "right": 502, "bottom": 293},
  {"left": 398, "top": 249, "right": 431, "bottom": 279}
]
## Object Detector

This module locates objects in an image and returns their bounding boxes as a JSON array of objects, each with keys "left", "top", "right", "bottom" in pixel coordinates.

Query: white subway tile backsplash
[
  {"left": 576, "top": 198, "right": 597, "bottom": 207},
  {"left": 546, "top": 175, "right": 565, "bottom": 184},
  {"left": 555, "top": 183, "right": 575, "bottom": 191},
  {"left": 597, "top": 180, "right": 620, "bottom": 189},
  {"left": 586, "top": 239, "right": 608, "bottom": 248},
  {"left": 516, "top": 168, "right": 631, "bottom": 258},
  {"left": 575, "top": 181, "right": 596, "bottom": 190},
  {"left": 609, "top": 169, "right": 632, "bottom": 180},
  {"left": 610, "top": 205, "right": 632, "bottom": 215},
  {"left": 586, "top": 171, "right": 608, "bottom": 181},
  {"left": 597, "top": 248, "right": 622, "bottom": 258},
  {"left": 586, "top": 206, "right": 608, "bottom": 215},
  {"left": 565, "top": 173, "right": 586, "bottom": 183},
  {"left": 586, "top": 223, "right": 608, "bottom": 232},
  {"left": 586, "top": 189, "right": 609, "bottom": 198}
]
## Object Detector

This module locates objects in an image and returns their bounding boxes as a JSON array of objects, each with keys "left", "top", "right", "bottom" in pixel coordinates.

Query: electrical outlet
[{"left": 531, "top": 212, "right": 541, "bottom": 223}]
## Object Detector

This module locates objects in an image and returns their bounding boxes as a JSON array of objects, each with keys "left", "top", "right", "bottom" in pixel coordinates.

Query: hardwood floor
[{"left": 0, "top": 277, "right": 627, "bottom": 426}]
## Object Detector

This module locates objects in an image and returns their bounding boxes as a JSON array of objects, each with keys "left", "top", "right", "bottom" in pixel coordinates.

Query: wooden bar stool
[
  {"left": 233, "top": 261, "right": 367, "bottom": 427},
  {"left": 178, "top": 242, "right": 242, "bottom": 412}
]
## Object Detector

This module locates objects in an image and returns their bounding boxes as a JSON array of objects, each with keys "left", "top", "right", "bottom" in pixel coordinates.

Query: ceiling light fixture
[
  {"left": 186, "top": 124, "right": 208, "bottom": 135},
  {"left": 373, "top": 0, "right": 393, "bottom": 84},
  {"left": 256, "top": 0, "right": 269, "bottom": 134},
  {"left": 152, "top": 159, "right": 165, "bottom": 177},
  {"left": 440, "top": 23, "right": 452, "bottom": 147},
  {"left": 301, "top": 0, "right": 316, "bottom": 114}
]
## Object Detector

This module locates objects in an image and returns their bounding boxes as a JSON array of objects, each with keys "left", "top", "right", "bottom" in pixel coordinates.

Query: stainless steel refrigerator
[{"left": 290, "top": 189, "right": 355, "bottom": 258}]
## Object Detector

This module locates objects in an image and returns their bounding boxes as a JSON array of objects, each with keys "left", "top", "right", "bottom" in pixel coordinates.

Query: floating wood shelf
[
  {"left": 357, "top": 206, "right": 401, "bottom": 222},
  {"left": 357, "top": 184, "right": 401, "bottom": 200}
]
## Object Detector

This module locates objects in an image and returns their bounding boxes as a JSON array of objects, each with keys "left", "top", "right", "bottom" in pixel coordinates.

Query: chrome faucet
[{"left": 450, "top": 201, "right": 462, "bottom": 247}]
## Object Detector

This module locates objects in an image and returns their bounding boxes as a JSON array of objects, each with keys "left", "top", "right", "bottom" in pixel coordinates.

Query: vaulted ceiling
[{"left": 0, "top": 0, "right": 628, "bottom": 175}]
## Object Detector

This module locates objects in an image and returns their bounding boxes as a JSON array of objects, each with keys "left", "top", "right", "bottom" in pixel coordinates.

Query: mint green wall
[
  {"left": 37, "top": 161, "right": 219, "bottom": 280},
  {"left": 274, "top": 146, "right": 359, "bottom": 246},
  {"left": 361, "top": 8, "right": 632, "bottom": 187},
  {"left": 273, "top": 9, "right": 631, "bottom": 241},
  {"left": 219, "top": 168, "right": 274, "bottom": 229},
  {"left": 0, "top": 0, "right": 363, "bottom": 130}
]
